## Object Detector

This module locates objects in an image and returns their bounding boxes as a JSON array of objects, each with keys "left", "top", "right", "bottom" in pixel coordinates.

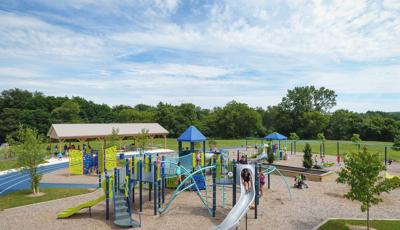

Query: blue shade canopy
[
  {"left": 177, "top": 126, "right": 207, "bottom": 142},
  {"left": 264, "top": 133, "right": 287, "bottom": 140}
]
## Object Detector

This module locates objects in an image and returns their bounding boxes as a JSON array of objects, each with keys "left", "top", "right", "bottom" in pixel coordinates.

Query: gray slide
[{"left": 212, "top": 164, "right": 255, "bottom": 230}]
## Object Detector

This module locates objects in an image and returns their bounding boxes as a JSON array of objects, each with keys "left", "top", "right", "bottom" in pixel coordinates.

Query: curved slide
[
  {"left": 212, "top": 164, "right": 255, "bottom": 230},
  {"left": 57, "top": 194, "right": 105, "bottom": 218}
]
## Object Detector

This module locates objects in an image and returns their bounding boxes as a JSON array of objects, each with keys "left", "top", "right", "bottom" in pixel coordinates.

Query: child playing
[
  {"left": 175, "top": 162, "right": 183, "bottom": 185},
  {"left": 259, "top": 168, "right": 265, "bottom": 196},
  {"left": 336, "top": 154, "right": 341, "bottom": 166},
  {"left": 196, "top": 152, "right": 201, "bottom": 168},
  {"left": 241, "top": 169, "right": 252, "bottom": 193}
]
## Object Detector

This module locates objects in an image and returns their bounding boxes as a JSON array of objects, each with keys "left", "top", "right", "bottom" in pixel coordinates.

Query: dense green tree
[
  {"left": 215, "top": 101, "right": 263, "bottom": 138},
  {"left": 51, "top": 101, "right": 81, "bottom": 123}
]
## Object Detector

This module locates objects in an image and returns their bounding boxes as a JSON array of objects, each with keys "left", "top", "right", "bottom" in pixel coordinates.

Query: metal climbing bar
[{"left": 158, "top": 162, "right": 216, "bottom": 215}]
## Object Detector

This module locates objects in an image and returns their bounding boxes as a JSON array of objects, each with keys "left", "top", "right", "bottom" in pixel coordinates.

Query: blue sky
[{"left": 0, "top": 0, "right": 400, "bottom": 112}]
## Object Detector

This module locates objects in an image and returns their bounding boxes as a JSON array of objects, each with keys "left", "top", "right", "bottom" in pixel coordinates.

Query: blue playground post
[
  {"left": 232, "top": 159, "right": 237, "bottom": 206},
  {"left": 132, "top": 156, "right": 135, "bottom": 205},
  {"left": 255, "top": 163, "right": 259, "bottom": 219},
  {"left": 139, "top": 160, "right": 143, "bottom": 212},
  {"left": 161, "top": 156, "right": 165, "bottom": 204},
  {"left": 153, "top": 161, "right": 157, "bottom": 216},
  {"left": 105, "top": 172, "right": 110, "bottom": 220},
  {"left": 212, "top": 165, "right": 216, "bottom": 217},
  {"left": 267, "top": 173, "right": 270, "bottom": 189}
]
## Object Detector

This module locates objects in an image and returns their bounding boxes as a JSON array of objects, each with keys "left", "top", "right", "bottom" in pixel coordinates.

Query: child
[
  {"left": 241, "top": 169, "right": 252, "bottom": 193},
  {"left": 196, "top": 152, "right": 201, "bottom": 168},
  {"left": 259, "top": 169, "right": 265, "bottom": 196},
  {"left": 336, "top": 154, "right": 341, "bottom": 166},
  {"left": 57, "top": 152, "right": 62, "bottom": 160},
  {"left": 175, "top": 162, "right": 183, "bottom": 185}
]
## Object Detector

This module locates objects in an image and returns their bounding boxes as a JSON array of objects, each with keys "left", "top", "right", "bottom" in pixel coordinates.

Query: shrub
[
  {"left": 303, "top": 143, "right": 313, "bottom": 169},
  {"left": 351, "top": 133, "right": 362, "bottom": 143},
  {"left": 267, "top": 145, "right": 274, "bottom": 164},
  {"left": 289, "top": 132, "right": 299, "bottom": 140}
]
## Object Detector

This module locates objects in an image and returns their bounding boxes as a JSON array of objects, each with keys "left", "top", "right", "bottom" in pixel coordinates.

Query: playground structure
[{"left": 58, "top": 125, "right": 292, "bottom": 229}]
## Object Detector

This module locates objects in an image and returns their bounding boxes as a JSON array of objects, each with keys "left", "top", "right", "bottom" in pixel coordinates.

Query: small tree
[
  {"left": 303, "top": 143, "right": 313, "bottom": 169},
  {"left": 289, "top": 132, "right": 299, "bottom": 140},
  {"left": 267, "top": 145, "right": 274, "bottom": 164},
  {"left": 137, "top": 128, "right": 150, "bottom": 151},
  {"left": 351, "top": 133, "right": 362, "bottom": 143},
  {"left": 337, "top": 147, "right": 400, "bottom": 229},
  {"left": 106, "top": 127, "right": 119, "bottom": 148},
  {"left": 317, "top": 133, "right": 325, "bottom": 142},
  {"left": 208, "top": 139, "right": 217, "bottom": 150},
  {"left": 10, "top": 126, "right": 47, "bottom": 195}
]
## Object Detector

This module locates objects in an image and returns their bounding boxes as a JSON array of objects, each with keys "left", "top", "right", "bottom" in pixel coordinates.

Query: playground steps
[{"left": 113, "top": 190, "right": 133, "bottom": 228}]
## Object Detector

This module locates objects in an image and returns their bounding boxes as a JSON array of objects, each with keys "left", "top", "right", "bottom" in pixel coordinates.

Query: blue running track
[{"left": 0, "top": 162, "right": 88, "bottom": 196}]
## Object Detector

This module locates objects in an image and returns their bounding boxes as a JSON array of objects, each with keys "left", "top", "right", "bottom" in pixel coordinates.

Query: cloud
[{"left": 0, "top": 1, "right": 399, "bottom": 111}]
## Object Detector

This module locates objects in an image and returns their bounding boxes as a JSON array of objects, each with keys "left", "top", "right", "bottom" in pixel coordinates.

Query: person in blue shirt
[{"left": 175, "top": 162, "right": 183, "bottom": 185}]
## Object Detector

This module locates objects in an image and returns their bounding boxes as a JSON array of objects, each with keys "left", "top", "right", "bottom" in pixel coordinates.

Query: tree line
[{"left": 0, "top": 87, "right": 399, "bottom": 143}]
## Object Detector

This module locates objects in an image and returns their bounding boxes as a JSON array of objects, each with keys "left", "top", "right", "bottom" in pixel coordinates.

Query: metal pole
[
  {"left": 294, "top": 141, "right": 296, "bottom": 154},
  {"left": 337, "top": 141, "right": 340, "bottom": 156},
  {"left": 267, "top": 173, "right": 270, "bottom": 189},
  {"left": 98, "top": 173, "right": 101, "bottom": 188},
  {"left": 245, "top": 212, "right": 248, "bottom": 230},
  {"left": 212, "top": 166, "right": 216, "bottom": 217},
  {"left": 105, "top": 174, "right": 109, "bottom": 220},
  {"left": 233, "top": 160, "right": 237, "bottom": 206},
  {"left": 161, "top": 156, "right": 165, "bottom": 204},
  {"left": 153, "top": 162, "right": 157, "bottom": 216},
  {"left": 255, "top": 163, "right": 259, "bottom": 219},
  {"left": 139, "top": 160, "right": 143, "bottom": 212},
  {"left": 385, "top": 146, "right": 388, "bottom": 166}
]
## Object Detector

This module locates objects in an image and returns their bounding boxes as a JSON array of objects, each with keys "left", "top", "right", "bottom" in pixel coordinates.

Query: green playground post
[{"left": 105, "top": 172, "right": 110, "bottom": 220}]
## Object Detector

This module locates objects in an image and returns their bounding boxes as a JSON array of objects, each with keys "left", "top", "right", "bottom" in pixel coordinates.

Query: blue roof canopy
[
  {"left": 177, "top": 125, "right": 207, "bottom": 142},
  {"left": 264, "top": 133, "right": 287, "bottom": 140}
]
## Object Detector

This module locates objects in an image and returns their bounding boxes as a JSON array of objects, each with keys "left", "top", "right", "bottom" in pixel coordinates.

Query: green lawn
[
  {"left": 0, "top": 188, "right": 94, "bottom": 210},
  {"left": 318, "top": 219, "right": 400, "bottom": 230},
  {"left": 58, "top": 138, "right": 400, "bottom": 162},
  {"left": 0, "top": 159, "right": 18, "bottom": 171}
]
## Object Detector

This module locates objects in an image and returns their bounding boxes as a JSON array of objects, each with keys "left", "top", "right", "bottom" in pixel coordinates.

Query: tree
[
  {"left": 351, "top": 133, "right": 362, "bottom": 143},
  {"left": 51, "top": 100, "right": 81, "bottom": 123},
  {"left": 303, "top": 143, "right": 313, "bottom": 169},
  {"left": 393, "top": 134, "right": 400, "bottom": 150},
  {"left": 317, "top": 133, "right": 326, "bottom": 142},
  {"left": 279, "top": 86, "right": 337, "bottom": 115},
  {"left": 289, "top": 132, "right": 299, "bottom": 140},
  {"left": 10, "top": 126, "right": 47, "bottom": 194},
  {"left": 208, "top": 139, "right": 217, "bottom": 150},
  {"left": 136, "top": 128, "right": 150, "bottom": 151},
  {"left": 106, "top": 128, "right": 119, "bottom": 148},
  {"left": 267, "top": 145, "right": 274, "bottom": 164},
  {"left": 337, "top": 148, "right": 400, "bottom": 229}
]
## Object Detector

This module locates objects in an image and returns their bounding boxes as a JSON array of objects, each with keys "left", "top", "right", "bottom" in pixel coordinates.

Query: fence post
[
  {"left": 384, "top": 146, "right": 387, "bottom": 166},
  {"left": 337, "top": 141, "right": 340, "bottom": 156},
  {"left": 294, "top": 141, "right": 297, "bottom": 154}
]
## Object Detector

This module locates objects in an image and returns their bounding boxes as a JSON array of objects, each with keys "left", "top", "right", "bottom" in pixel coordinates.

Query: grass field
[
  {"left": 318, "top": 219, "right": 400, "bottom": 230},
  {"left": 0, "top": 159, "right": 18, "bottom": 171},
  {"left": 0, "top": 188, "right": 94, "bottom": 210},
  {"left": 56, "top": 138, "right": 400, "bottom": 162}
]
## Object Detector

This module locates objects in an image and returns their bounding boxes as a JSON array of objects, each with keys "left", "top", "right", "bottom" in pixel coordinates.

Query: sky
[{"left": 0, "top": 0, "right": 400, "bottom": 112}]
